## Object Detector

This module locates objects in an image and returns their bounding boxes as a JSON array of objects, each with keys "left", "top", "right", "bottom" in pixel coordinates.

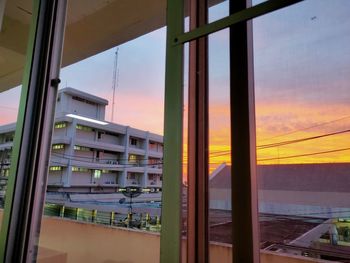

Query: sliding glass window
[{"left": 0, "top": 0, "right": 34, "bottom": 229}]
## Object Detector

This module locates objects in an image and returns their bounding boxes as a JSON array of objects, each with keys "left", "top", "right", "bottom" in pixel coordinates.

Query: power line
[
  {"left": 258, "top": 147, "right": 350, "bottom": 162},
  {"left": 259, "top": 114, "right": 350, "bottom": 142},
  {"left": 207, "top": 128, "right": 350, "bottom": 159},
  {"left": 257, "top": 128, "right": 350, "bottom": 150}
]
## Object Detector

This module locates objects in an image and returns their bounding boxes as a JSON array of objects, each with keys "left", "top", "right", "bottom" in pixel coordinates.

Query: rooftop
[
  {"left": 210, "top": 163, "right": 350, "bottom": 192},
  {"left": 59, "top": 87, "right": 109, "bottom": 106}
]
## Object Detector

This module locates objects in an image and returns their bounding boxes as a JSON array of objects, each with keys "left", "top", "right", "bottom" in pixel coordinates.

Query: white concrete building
[{"left": 0, "top": 88, "right": 163, "bottom": 194}]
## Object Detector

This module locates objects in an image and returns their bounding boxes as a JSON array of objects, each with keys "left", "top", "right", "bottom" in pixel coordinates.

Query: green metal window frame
[{"left": 160, "top": 0, "right": 305, "bottom": 262}]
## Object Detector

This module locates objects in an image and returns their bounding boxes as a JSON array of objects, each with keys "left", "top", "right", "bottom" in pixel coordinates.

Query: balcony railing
[{"left": 30, "top": 213, "right": 330, "bottom": 263}]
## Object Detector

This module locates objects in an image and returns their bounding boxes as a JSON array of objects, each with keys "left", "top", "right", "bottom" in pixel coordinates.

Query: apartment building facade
[{"left": 0, "top": 88, "right": 163, "bottom": 194}]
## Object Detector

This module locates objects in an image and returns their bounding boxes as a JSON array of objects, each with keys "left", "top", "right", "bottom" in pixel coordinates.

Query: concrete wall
[
  {"left": 48, "top": 171, "right": 64, "bottom": 185},
  {"left": 39, "top": 217, "right": 160, "bottom": 263},
  {"left": 71, "top": 172, "right": 91, "bottom": 185},
  {"left": 76, "top": 129, "right": 95, "bottom": 141},
  {"left": 100, "top": 133, "right": 120, "bottom": 145},
  {"left": 69, "top": 99, "right": 98, "bottom": 119},
  {"left": 0, "top": 211, "right": 333, "bottom": 262}
]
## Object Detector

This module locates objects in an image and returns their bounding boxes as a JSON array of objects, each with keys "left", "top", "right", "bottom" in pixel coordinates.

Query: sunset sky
[{"left": 1, "top": 0, "right": 350, "bottom": 172}]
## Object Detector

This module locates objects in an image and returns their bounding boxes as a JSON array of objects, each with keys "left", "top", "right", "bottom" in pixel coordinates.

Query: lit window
[
  {"left": 74, "top": 145, "right": 91, "bottom": 151},
  {"left": 55, "top": 122, "right": 66, "bottom": 129},
  {"left": 49, "top": 166, "right": 62, "bottom": 171},
  {"left": 94, "top": 170, "right": 101, "bottom": 179},
  {"left": 52, "top": 144, "right": 64, "bottom": 150},
  {"left": 129, "top": 154, "right": 138, "bottom": 163},
  {"left": 72, "top": 167, "right": 89, "bottom": 172},
  {"left": 76, "top": 124, "right": 93, "bottom": 132}
]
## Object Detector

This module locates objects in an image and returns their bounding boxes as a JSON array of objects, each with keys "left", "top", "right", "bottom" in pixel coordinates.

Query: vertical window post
[
  {"left": 230, "top": 0, "right": 260, "bottom": 262},
  {"left": 187, "top": 0, "right": 209, "bottom": 262},
  {"left": 160, "top": 0, "right": 184, "bottom": 261}
]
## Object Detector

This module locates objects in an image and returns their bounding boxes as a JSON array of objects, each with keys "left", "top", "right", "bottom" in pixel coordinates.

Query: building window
[
  {"left": 55, "top": 122, "right": 66, "bottom": 129},
  {"left": 52, "top": 144, "right": 65, "bottom": 150},
  {"left": 72, "top": 167, "right": 89, "bottom": 172},
  {"left": 127, "top": 173, "right": 136, "bottom": 180},
  {"left": 49, "top": 166, "right": 62, "bottom": 171},
  {"left": 3, "top": 169, "right": 10, "bottom": 177},
  {"left": 74, "top": 145, "right": 91, "bottom": 151},
  {"left": 4, "top": 134, "right": 14, "bottom": 142},
  {"left": 105, "top": 131, "right": 118, "bottom": 137},
  {"left": 76, "top": 124, "right": 93, "bottom": 132},
  {"left": 130, "top": 137, "right": 138, "bottom": 146},
  {"left": 94, "top": 170, "right": 101, "bottom": 179},
  {"left": 72, "top": 96, "right": 97, "bottom": 106},
  {"left": 128, "top": 154, "right": 138, "bottom": 164},
  {"left": 148, "top": 174, "right": 156, "bottom": 180}
]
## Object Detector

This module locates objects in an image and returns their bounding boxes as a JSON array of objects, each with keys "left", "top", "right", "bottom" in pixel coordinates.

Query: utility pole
[{"left": 111, "top": 48, "right": 119, "bottom": 123}]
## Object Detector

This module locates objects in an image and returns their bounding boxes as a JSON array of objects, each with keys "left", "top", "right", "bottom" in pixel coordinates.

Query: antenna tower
[{"left": 111, "top": 48, "right": 119, "bottom": 122}]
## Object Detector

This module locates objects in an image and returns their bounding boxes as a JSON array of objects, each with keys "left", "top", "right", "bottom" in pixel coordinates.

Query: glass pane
[
  {"left": 38, "top": 2, "right": 166, "bottom": 261},
  {"left": 208, "top": 0, "right": 228, "bottom": 23},
  {"left": 0, "top": 0, "right": 33, "bottom": 228},
  {"left": 182, "top": 42, "right": 189, "bottom": 263},
  {"left": 254, "top": 0, "right": 350, "bottom": 261},
  {"left": 208, "top": 28, "right": 232, "bottom": 260},
  {"left": 252, "top": 0, "right": 268, "bottom": 6}
]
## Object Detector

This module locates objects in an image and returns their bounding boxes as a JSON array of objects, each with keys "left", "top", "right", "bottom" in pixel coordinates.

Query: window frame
[
  {"left": 0, "top": 0, "right": 68, "bottom": 261},
  {"left": 0, "top": 0, "right": 307, "bottom": 262},
  {"left": 160, "top": 0, "right": 305, "bottom": 262}
]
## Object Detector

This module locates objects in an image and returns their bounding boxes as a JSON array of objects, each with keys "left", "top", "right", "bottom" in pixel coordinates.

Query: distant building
[
  {"left": 210, "top": 163, "right": 350, "bottom": 218},
  {"left": 0, "top": 88, "right": 163, "bottom": 195}
]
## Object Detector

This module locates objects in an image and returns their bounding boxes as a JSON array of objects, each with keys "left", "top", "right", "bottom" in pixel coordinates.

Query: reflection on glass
[
  {"left": 0, "top": 0, "right": 33, "bottom": 229},
  {"left": 254, "top": 0, "right": 350, "bottom": 261}
]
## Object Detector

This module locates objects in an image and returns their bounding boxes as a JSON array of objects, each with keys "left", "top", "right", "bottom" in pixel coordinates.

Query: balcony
[
  {"left": 148, "top": 180, "right": 161, "bottom": 188},
  {"left": 128, "top": 146, "right": 146, "bottom": 156},
  {"left": 75, "top": 138, "right": 125, "bottom": 153},
  {"left": 0, "top": 141, "right": 13, "bottom": 151},
  {"left": 126, "top": 180, "right": 141, "bottom": 186},
  {"left": 52, "top": 135, "right": 71, "bottom": 145}
]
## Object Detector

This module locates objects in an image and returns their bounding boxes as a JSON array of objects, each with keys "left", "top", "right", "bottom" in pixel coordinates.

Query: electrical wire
[
  {"left": 258, "top": 147, "right": 350, "bottom": 162},
  {"left": 257, "top": 128, "right": 350, "bottom": 150},
  {"left": 259, "top": 114, "right": 350, "bottom": 142}
]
